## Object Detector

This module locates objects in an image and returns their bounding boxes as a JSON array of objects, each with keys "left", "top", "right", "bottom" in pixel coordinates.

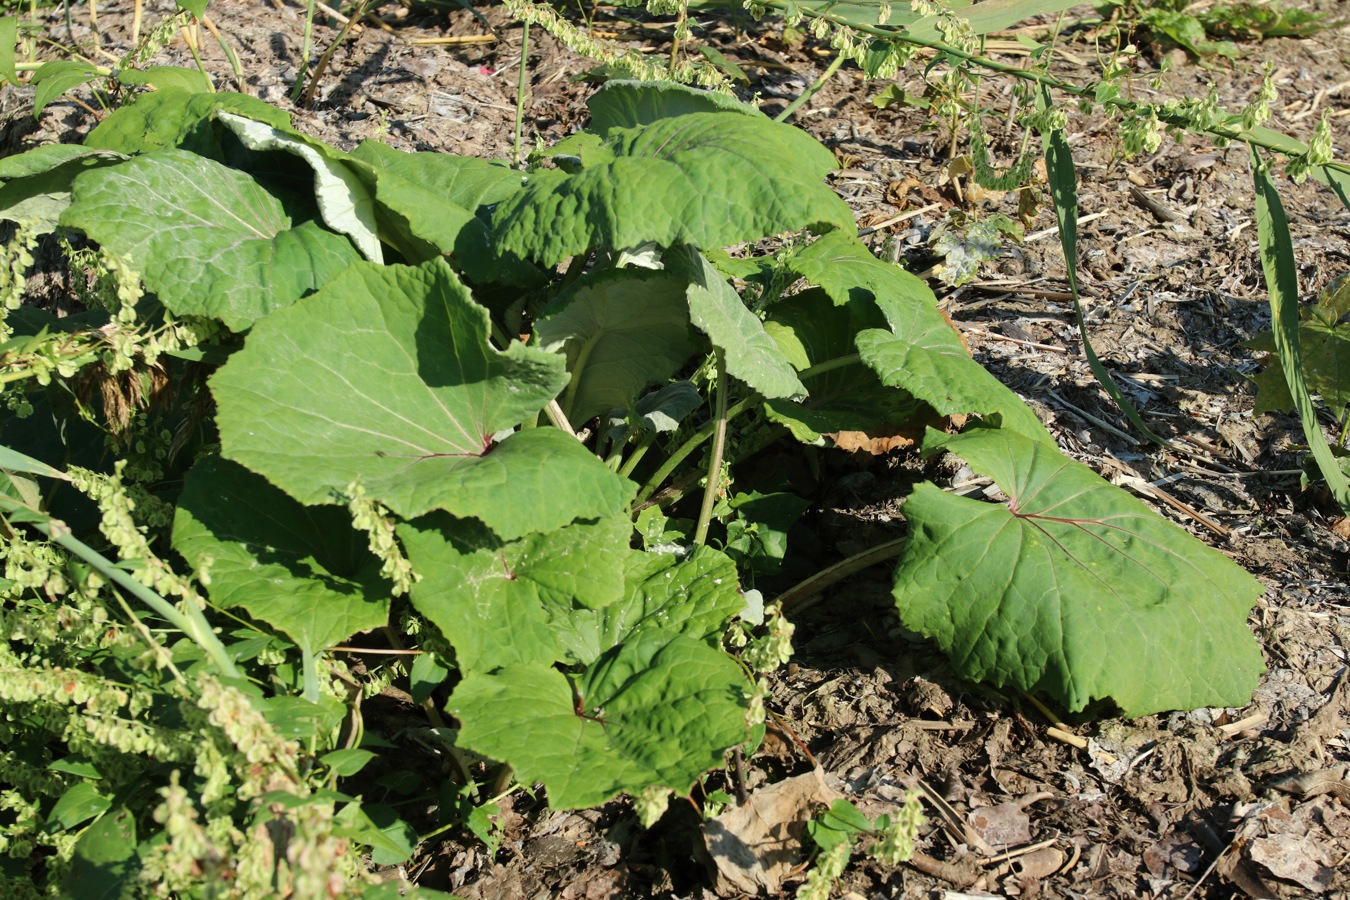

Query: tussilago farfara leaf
[
  {"left": 796, "top": 231, "right": 1047, "bottom": 439},
  {"left": 173, "top": 456, "right": 390, "bottom": 655},
  {"left": 553, "top": 546, "right": 745, "bottom": 666},
  {"left": 346, "top": 141, "right": 541, "bottom": 286},
  {"left": 211, "top": 258, "right": 633, "bottom": 538},
  {"left": 586, "top": 79, "right": 765, "bottom": 134},
  {"left": 493, "top": 111, "right": 852, "bottom": 266},
  {"left": 398, "top": 513, "right": 631, "bottom": 673},
  {"left": 669, "top": 246, "right": 806, "bottom": 400},
  {"left": 62, "top": 149, "right": 360, "bottom": 331},
  {"left": 84, "top": 89, "right": 291, "bottom": 157},
  {"left": 0, "top": 145, "right": 126, "bottom": 232},
  {"left": 535, "top": 269, "right": 699, "bottom": 426},
  {"left": 451, "top": 631, "right": 747, "bottom": 808},
  {"left": 764, "top": 287, "right": 926, "bottom": 443},
  {"left": 219, "top": 112, "right": 382, "bottom": 263},
  {"left": 894, "top": 425, "right": 1264, "bottom": 715}
]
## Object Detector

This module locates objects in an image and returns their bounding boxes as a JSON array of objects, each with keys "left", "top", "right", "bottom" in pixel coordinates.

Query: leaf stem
[
  {"left": 514, "top": 22, "right": 530, "bottom": 168},
  {"left": 694, "top": 354, "right": 730, "bottom": 546},
  {"left": 633, "top": 394, "right": 755, "bottom": 508},
  {"left": 776, "top": 535, "right": 907, "bottom": 615},
  {"left": 35, "top": 515, "right": 242, "bottom": 679},
  {"left": 617, "top": 431, "right": 655, "bottom": 479},
  {"left": 774, "top": 50, "right": 846, "bottom": 123}
]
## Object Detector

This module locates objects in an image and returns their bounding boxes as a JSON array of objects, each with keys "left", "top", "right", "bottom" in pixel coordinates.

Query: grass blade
[
  {"left": 1251, "top": 147, "right": 1350, "bottom": 514},
  {"left": 1041, "top": 101, "right": 1169, "bottom": 446}
]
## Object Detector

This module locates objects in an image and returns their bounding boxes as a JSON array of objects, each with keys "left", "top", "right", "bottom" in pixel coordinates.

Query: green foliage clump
[{"left": 0, "top": 76, "right": 1266, "bottom": 896}]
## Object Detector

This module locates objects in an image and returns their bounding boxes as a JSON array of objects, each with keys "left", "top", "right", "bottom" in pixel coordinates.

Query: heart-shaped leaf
[
  {"left": 536, "top": 269, "right": 699, "bottom": 425},
  {"left": 399, "top": 513, "right": 631, "bottom": 673},
  {"left": 493, "top": 111, "right": 852, "bottom": 266},
  {"left": 212, "top": 258, "right": 633, "bottom": 537},
  {"left": 451, "top": 631, "right": 747, "bottom": 808},
  {"left": 894, "top": 425, "right": 1265, "bottom": 715},
  {"left": 173, "top": 456, "right": 391, "bottom": 654},
  {"left": 63, "top": 148, "right": 360, "bottom": 331}
]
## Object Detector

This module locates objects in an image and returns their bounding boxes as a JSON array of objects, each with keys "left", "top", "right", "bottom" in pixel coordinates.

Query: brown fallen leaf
[{"left": 698, "top": 767, "right": 839, "bottom": 895}]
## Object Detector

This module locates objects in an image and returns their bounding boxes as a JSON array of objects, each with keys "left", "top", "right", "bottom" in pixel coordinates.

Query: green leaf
[
  {"left": 493, "top": 112, "right": 852, "bottom": 266},
  {"left": 62, "top": 808, "right": 137, "bottom": 900},
  {"left": 175, "top": 0, "right": 208, "bottom": 16},
  {"left": 586, "top": 79, "right": 765, "bottom": 134},
  {"left": 670, "top": 246, "right": 806, "bottom": 400},
  {"left": 555, "top": 546, "right": 744, "bottom": 666},
  {"left": 31, "top": 60, "right": 106, "bottom": 117},
  {"left": 536, "top": 269, "right": 699, "bottom": 425},
  {"left": 218, "top": 112, "right": 382, "bottom": 263},
  {"left": 116, "top": 65, "right": 212, "bottom": 94},
  {"left": 786, "top": 229, "right": 932, "bottom": 317},
  {"left": 724, "top": 491, "right": 812, "bottom": 575},
  {"left": 172, "top": 456, "right": 391, "bottom": 655},
  {"left": 1041, "top": 114, "right": 1167, "bottom": 446},
  {"left": 0, "top": 18, "right": 17, "bottom": 87},
  {"left": 62, "top": 148, "right": 360, "bottom": 331},
  {"left": 346, "top": 141, "right": 536, "bottom": 284},
  {"left": 85, "top": 90, "right": 292, "bottom": 156},
  {"left": 893, "top": 425, "right": 1265, "bottom": 715},
  {"left": 47, "top": 783, "right": 112, "bottom": 832},
  {"left": 0, "top": 145, "right": 127, "bottom": 232},
  {"left": 764, "top": 287, "right": 923, "bottom": 443},
  {"left": 399, "top": 514, "right": 631, "bottom": 673},
  {"left": 451, "top": 631, "right": 747, "bottom": 808},
  {"left": 211, "top": 258, "right": 633, "bottom": 536},
  {"left": 409, "top": 651, "right": 450, "bottom": 705},
  {"left": 855, "top": 315, "right": 1049, "bottom": 443},
  {"left": 322, "top": 748, "right": 377, "bottom": 777},
  {"left": 1252, "top": 149, "right": 1350, "bottom": 513},
  {"left": 333, "top": 803, "right": 416, "bottom": 865}
]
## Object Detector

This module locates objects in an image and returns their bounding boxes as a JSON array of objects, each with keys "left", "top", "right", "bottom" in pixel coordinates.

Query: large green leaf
[
  {"left": 399, "top": 514, "right": 631, "bottom": 673},
  {"left": 535, "top": 269, "right": 699, "bottom": 425},
  {"left": 787, "top": 230, "right": 1045, "bottom": 438},
  {"left": 451, "top": 631, "right": 747, "bottom": 808},
  {"left": 62, "top": 149, "right": 360, "bottom": 331},
  {"left": 670, "top": 246, "right": 805, "bottom": 400},
  {"left": 0, "top": 145, "right": 126, "bottom": 232},
  {"left": 893, "top": 425, "right": 1264, "bottom": 715},
  {"left": 62, "top": 808, "right": 138, "bottom": 900},
  {"left": 211, "top": 258, "right": 632, "bottom": 537},
  {"left": 346, "top": 141, "right": 539, "bottom": 285},
  {"left": 219, "top": 112, "right": 382, "bottom": 263},
  {"left": 554, "top": 546, "right": 744, "bottom": 666},
  {"left": 586, "top": 79, "right": 765, "bottom": 134},
  {"left": 173, "top": 456, "right": 391, "bottom": 654},
  {"left": 493, "top": 112, "right": 853, "bottom": 266},
  {"left": 764, "top": 287, "right": 923, "bottom": 442},
  {"left": 84, "top": 89, "right": 291, "bottom": 157}
]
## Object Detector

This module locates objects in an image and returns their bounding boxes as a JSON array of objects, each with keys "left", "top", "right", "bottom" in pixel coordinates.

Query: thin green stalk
[
  {"left": 771, "top": 0, "right": 1350, "bottom": 177},
  {"left": 300, "top": 0, "right": 373, "bottom": 107},
  {"left": 776, "top": 535, "right": 908, "bottom": 615},
  {"left": 37, "top": 517, "right": 241, "bottom": 679},
  {"left": 292, "top": 0, "right": 316, "bottom": 103},
  {"left": 798, "top": 353, "right": 860, "bottom": 380},
  {"left": 775, "top": 50, "right": 846, "bottom": 123},
  {"left": 514, "top": 22, "right": 530, "bottom": 168},
  {"left": 693, "top": 354, "right": 729, "bottom": 546},
  {"left": 633, "top": 395, "right": 755, "bottom": 507},
  {"left": 617, "top": 431, "right": 655, "bottom": 479}
]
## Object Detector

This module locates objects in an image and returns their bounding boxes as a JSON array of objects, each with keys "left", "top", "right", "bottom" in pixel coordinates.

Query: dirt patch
[{"left": 4, "top": 0, "right": 1348, "bottom": 896}]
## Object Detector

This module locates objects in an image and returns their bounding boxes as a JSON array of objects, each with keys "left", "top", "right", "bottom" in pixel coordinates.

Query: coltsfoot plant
[{"left": 1, "top": 80, "right": 1262, "bottom": 895}]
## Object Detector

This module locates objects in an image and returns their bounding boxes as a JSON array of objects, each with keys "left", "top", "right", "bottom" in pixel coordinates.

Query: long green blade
[
  {"left": 1251, "top": 147, "right": 1350, "bottom": 513},
  {"left": 1041, "top": 99, "right": 1168, "bottom": 447}
]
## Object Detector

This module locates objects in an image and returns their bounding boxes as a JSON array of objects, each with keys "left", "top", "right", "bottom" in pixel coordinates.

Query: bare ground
[{"left": 3, "top": 0, "right": 1348, "bottom": 897}]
